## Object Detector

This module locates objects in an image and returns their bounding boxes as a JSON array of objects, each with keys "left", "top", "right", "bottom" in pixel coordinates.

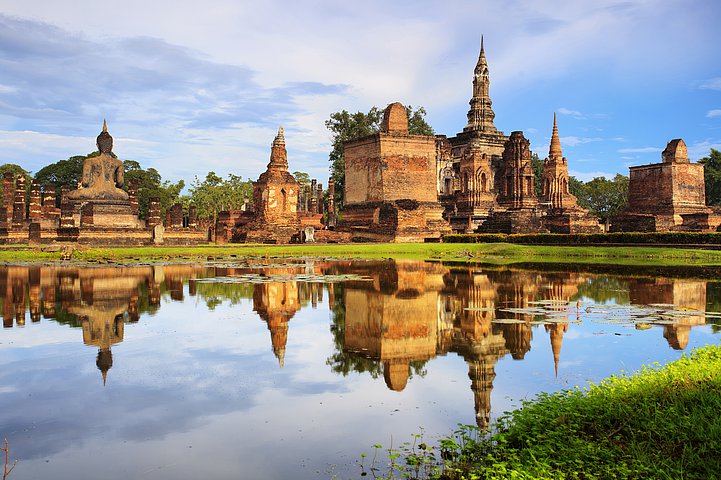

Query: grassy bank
[
  {"left": 368, "top": 345, "right": 721, "bottom": 479},
  {"left": 2, "top": 242, "right": 721, "bottom": 267}
]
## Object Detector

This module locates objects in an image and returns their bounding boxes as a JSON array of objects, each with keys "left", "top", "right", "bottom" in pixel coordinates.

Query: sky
[{"left": 0, "top": 0, "right": 720, "bottom": 188}]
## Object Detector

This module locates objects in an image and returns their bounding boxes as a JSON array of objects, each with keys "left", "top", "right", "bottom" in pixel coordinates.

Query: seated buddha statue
[{"left": 67, "top": 120, "right": 129, "bottom": 202}]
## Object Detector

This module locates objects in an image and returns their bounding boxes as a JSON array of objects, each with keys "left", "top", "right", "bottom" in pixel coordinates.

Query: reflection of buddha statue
[{"left": 67, "top": 120, "right": 129, "bottom": 202}]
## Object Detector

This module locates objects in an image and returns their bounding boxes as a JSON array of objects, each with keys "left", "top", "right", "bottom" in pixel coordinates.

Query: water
[{"left": 0, "top": 260, "right": 719, "bottom": 479}]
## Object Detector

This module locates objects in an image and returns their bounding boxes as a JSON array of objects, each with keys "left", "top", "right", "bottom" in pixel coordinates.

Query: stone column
[
  {"left": 2, "top": 173, "right": 14, "bottom": 225},
  {"left": 28, "top": 222, "right": 41, "bottom": 245},
  {"left": 60, "top": 185, "right": 71, "bottom": 209},
  {"left": 60, "top": 203, "right": 75, "bottom": 228},
  {"left": 128, "top": 180, "right": 139, "bottom": 216},
  {"left": 42, "top": 186, "right": 56, "bottom": 217},
  {"left": 80, "top": 203, "right": 94, "bottom": 227},
  {"left": 327, "top": 178, "right": 336, "bottom": 227},
  {"left": 29, "top": 180, "right": 42, "bottom": 220},
  {"left": 317, "top": 183, "right": 324, "bottom": 215},
  {"left": 147, "top": 197, "right": 161, "bottom": 229},
  {"left": 310, "top": 180, "right": 317, "bottom": 214},
  {"left": 12, "top": 176, "right": 26, "bottom": 229},
  {"left": 169, "top": 203, "right": 183, "bottom": 228},
  {"left": 188, "top": 205, "right": 198, "bottom": 229}
]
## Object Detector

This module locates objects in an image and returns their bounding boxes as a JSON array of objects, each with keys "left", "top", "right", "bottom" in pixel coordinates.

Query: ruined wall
[{"left": 344, "top": 134, "right": 437, "bottom": 205}]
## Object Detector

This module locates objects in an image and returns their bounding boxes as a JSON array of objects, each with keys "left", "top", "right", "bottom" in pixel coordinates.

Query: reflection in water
[{"left": 0, "top": 260, "right": 719, "bottom": 476}]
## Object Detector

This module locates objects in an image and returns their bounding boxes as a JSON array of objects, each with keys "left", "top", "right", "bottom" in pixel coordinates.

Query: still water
[{"left": 0, "top": 260, "right": 720, "bottom": 479}]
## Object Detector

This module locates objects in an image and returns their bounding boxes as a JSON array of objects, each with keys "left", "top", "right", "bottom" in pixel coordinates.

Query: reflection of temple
[
  {"left": 628, "top": 278, "right": 708, "bottom": 349},
  {"left": 0, "top": 265, "right": 202, "bottom": 384},
  {"left": 253, "top": 280, "right": 300, "bottom": 367}
]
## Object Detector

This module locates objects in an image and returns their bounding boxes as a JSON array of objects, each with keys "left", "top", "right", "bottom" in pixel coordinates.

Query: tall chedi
[
  {"left": 540, "top": 113, "right": 579, "bottom": 210},
  {"left": 464, "top": 36, "right": 498, "bottom": 134},
  {"left": 539, "top": 114, "right": 602, "bottom": 233}
]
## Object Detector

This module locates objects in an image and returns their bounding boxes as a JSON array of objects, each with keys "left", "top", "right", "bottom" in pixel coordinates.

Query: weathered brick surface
[{"left": 613, "top": 139, "right": 709, "bottom": 232}]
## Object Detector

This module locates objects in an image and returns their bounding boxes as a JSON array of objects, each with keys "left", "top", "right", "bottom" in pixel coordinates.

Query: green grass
[
  {"left": 2, "top": 242, "right": 721, "bottom": 267},
  {"left": 367, "top": 345, "right": 721, "bottom": 479}
]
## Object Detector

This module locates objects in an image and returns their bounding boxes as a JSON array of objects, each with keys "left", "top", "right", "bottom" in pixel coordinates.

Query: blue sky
[{"left": 0, "top": 0, "right": 719, "bottom": 186}]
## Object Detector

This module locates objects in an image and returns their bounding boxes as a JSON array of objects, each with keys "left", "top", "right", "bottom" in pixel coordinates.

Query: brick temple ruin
[
  {"left": 612, "top": 138, "right": 721, "bottom": 232},
  {"left": 338, "top": 38, "right": 601, "bottom": 241},
  {"left": 2, "top": 38, "right": 716, "bottom": 245},
  {"left": 0, "top": 122, "right": 205, "bottom": 245}
]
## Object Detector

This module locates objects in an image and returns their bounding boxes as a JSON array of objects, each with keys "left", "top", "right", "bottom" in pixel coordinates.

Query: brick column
[
  {"left": 29, "top": 180, "right": 42, "bottom": 220},
  {"left": 188, "top": 205, "right": 198, "bottom": 229},
  {"left": 12, "top": 176, "right": 26, "bottom": 229},
  {"left": 2, "top": 173, "right": 14, "bottom": 225},
  {"left": 128, "top": 180, "right": 139, "bottom": 216},
  {"left": 147, "top": 197, "right": 161, "bottom": 229},
  {"left": 80, "top": 203, "right": 94, "bottom": 227}
]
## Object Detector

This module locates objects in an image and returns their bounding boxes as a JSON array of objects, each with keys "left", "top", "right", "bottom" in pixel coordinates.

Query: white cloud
[
  {"left": 618, "top": 147, "right": 662, "bottom": 153},
  {"left": 560, "top": 136, "right": 602, "bottom": 147},
  {"left": 707, "top": 109, "right": 721, "bottom": 118},
  {"left": 568, "top": 169, "right": 615, "bottom": 182},
  {"left": 687, "top": 139, "right": 721, "bottom": 161},
  {"left": 558, "top": 107, "right": 584, "bottom": 118},
  {"left": 700, "top": 78, "right": 721, "bottom": 91}
]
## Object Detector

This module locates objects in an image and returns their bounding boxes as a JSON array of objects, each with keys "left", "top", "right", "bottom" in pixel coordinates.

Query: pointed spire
[
  {"left": 273, "top": 126, "right": 285, "bottom": 147},
  {"left": 102, "top": 118, "right": 108, "bottom": 133},
  {"left": 476, "top": 35, "right": 488, "bottom": 72},
  {"left": 549, "top": 112, "right": 563, "bottom": 159}
]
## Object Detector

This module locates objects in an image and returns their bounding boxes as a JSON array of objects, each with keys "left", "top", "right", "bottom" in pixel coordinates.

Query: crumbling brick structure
[
  {"left": 339, "top": 102, "right": 450, "bottom": 242},
  {"left": 612, "top": 139, "right": 717, "bottom": 232}
]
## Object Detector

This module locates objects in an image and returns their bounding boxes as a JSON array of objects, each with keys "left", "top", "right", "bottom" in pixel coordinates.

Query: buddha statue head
[{"left": 97, "top": 119, "right": 113, "bottom": 155}]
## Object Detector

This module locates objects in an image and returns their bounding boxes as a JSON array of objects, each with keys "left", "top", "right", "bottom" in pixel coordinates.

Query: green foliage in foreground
[{"left": 366, "top": 345, "right": 721, "bottom": 479}]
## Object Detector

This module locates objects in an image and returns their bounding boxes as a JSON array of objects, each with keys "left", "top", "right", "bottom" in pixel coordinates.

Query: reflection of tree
[
  {"left": 574, "top": 276, "right": 630, "bottom": 304},
  {"left": 704, "top": 282, "right": 721, "bottom": 333},
  {"left": 193, "top": 282, "right": 254, "bottom": 310}
]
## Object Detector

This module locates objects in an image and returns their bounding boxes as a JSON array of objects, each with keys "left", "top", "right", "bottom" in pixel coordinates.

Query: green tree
[
  {"left": 33, "top": 155, "right": 87, "bottom": 190},
  {"left": 575, "top": 174, "right": 629, "bottom": 228},
  {"left": 699, "top": 149, "right": 721, "bottom": 206},
  {"left": 189, "top": 172, "right": 253, "bottom": 224},
  {"left": 0, "top": 164, "right": 32, "bottom": 204},
  {"left": 123, "top": 160, "right": 184, "bottom": 219},
  {"left": 532, "top": 153, "right": 544, "bottom": 195},
  {"left": 292, "top": 171, "right": 311, "bottom": 189},
  {"left": 325, "top": 105, "right": 434, "bottom": 208},
  {"left": 568, "top": 176, "right": 584, "bottom": 199}
]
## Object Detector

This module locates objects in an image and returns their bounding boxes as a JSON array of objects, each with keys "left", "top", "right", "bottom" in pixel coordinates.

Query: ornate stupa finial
[
  {"left": 549, "top": 112, "right": 563, "bottom": 160},
  {"left": 465, "top": 35, "right": 497, "bottom": 133},
  {"left": 97, "top": 119, "right": 113, "bottom": 154},
  {"left": 273, "top": 127, "right": 285, "bottom": 147},
  {"left": 268, "top": 126, "right": 288, "bottom": 169}
]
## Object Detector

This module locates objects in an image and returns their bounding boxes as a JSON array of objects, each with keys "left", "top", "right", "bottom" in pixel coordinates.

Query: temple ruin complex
[{"left": 0, "top": 122, "right": 205, "bottom": 245}]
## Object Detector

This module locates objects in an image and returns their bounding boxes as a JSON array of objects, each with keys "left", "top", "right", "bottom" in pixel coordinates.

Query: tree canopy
[
  {"left": 699, "top": 148, "right": 721, "bottom": 206},
  {"left": 574, "top": 174, "right": 629, "bottom": 227},
  {"left": 123, "top": 160, "right": 184, "bottom": 219},
  {"left": 188, "top": 171, "right": 254, "bottom": 224},
  {"left": 325, "top": 105, "right": 434, "bottom": 207}
]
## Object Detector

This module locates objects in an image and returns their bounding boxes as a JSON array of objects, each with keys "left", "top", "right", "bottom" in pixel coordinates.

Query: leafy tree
[
  {"left": 568, "top": 176, "right": 584, "bottom": 199},
  {"left": 189, "top": 172, "right": 253, "bottom": 224},
  {"left": 325, "top": 105, "right": 434, "bottom": 208},
  {"left": 33, "top": 153, "right": 102, "bottom": 190},
  {"left": 123, "top": 160, "right": 184, "bottom": 219},
  {"left": 0, "top": 164, "right": 32, "bottom": 198},
  {"left": 699, "top": 149, "right": 721, "bottom": 206},
  {"left": 575, "top": 174, "right": 629, "bottom": 228},
  {"left": 532, "top": 153, "right": 543, "bottom": 195},
  {"left": 292, "top": 171, "right": 311, "bottom": 189}
]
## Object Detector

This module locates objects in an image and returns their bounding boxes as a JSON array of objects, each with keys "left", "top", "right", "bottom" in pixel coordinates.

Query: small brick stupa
[{"left": 244, "top": 127, "right": 301, "bottom": 243}]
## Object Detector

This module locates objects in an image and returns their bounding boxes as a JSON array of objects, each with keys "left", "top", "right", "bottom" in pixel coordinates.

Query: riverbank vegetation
[
  {"left": 364, "top": 345, "right": 721, "bottom": 479},
  {"left": 3, "top": 242, "right": 721, "bottom": 266}
]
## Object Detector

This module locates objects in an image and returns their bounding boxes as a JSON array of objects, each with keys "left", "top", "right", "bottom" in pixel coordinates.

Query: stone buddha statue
[{"left": 68, "top": 120, "right": 129, "bottom": 202}]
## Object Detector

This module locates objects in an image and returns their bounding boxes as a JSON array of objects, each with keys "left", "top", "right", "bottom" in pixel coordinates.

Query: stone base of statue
[{"left": 71, "top": 200, "right": 143, "bottom": 229}]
